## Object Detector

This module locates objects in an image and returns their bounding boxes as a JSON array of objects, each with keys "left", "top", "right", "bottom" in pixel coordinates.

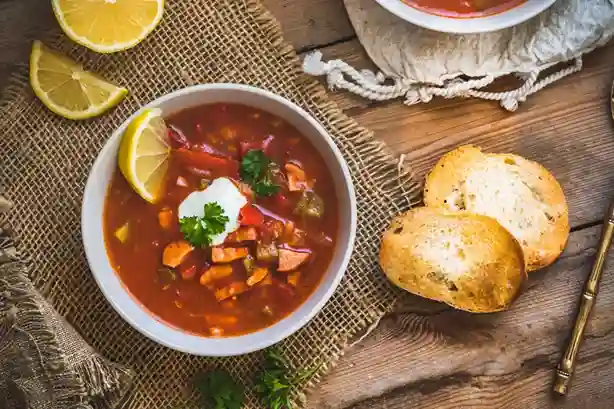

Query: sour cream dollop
[{"left": 178, "top": 177, "right": 247, "bottom": 245}]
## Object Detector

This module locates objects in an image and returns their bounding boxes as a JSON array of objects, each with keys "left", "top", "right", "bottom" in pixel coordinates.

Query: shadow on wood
[{"left": 309, "top": 225, "right": 614, "bottom": 409}]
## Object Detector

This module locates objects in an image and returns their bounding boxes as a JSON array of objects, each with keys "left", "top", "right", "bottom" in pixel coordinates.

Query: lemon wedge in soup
[{"left": 118, "top": 109, "right": 170, "bottom": 204}]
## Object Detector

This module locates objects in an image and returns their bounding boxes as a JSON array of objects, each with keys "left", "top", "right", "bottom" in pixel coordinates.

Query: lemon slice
[
  {"left": 30, "top": 41, "right": 128, "bottom": 120},
  {"left": 118, "top": 108, "right": 171, "bottom": 203},
  {"left": 52, "top": 0, "right": 164, "bottom": 54}
]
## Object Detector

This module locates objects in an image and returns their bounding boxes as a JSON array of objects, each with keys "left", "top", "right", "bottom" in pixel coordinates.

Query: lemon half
[
  {"left": 118, "top": 108, "right": 171, "bottom": 203},
  {"left": 52, "top": 0, "right": 165, "bottom": 54},
  {"left": 29, "top": 41, "right": 128, "bottom": 120}
]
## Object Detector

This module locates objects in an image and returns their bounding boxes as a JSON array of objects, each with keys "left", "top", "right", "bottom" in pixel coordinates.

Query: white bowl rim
[
  {"left": 374, "top": 0, "right": 556, "bottom": 34},
  {"left": 81, "top": 83, "right": 357, "bottom": 356}
]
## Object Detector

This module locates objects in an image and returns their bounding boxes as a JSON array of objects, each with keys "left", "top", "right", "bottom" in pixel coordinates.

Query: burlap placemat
[
  {"left": 0, "top": 197, "right": 133, "bottom": 409},
  {"left": 0, "top": 0, "right": 418, "bottom": 408}
]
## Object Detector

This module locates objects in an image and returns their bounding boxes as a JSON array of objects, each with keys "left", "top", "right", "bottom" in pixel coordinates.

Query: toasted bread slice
[
  {"left": 424, "top": 146, "right": 569, "bottom": 272},
  {"left": 380, "top": 207, "right": 526, "bottom": 313}
]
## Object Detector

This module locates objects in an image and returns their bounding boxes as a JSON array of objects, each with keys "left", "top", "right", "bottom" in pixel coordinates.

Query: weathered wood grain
[
  {"left": 262, "top": 0, "right": 355, "bottom": 51},
  {"left": 300, "top": 40, "right": 614, "bottom": 228},
  {"left": 308, "top": 224, "right": 614, "bottom": 409},
  {"left": 0, "top": 0, "right": 55, "bottom": 96}
]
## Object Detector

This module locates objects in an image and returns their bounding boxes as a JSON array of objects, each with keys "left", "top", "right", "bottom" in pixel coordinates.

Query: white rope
[
  {"left": 303, "top": 51, "right": 411, "bottom": 101},
  {"left": 303, "top": 51, "right": 585, "bottom": 112}
]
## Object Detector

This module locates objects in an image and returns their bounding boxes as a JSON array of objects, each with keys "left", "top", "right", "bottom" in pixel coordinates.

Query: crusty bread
[
  {"left": 423, "top": 145, "right": 569, "bottom": 272},
  {"left": 380, "top": 207, "right": 526, "bottom": 313}
]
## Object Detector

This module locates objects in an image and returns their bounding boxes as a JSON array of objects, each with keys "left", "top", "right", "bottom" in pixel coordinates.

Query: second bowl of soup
[
  {"left": 375, "top": 0, "right": 555, "bottom": 33},
  {"left": 82, "top": 84, "right": 356, "bottom": 356}
]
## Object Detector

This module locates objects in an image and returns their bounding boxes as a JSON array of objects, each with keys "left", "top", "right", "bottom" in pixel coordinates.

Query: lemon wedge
[
  {"left": 51, "top": 0, "right": 164, "bottom": 54},
  {"left": 30, "top": 41, "right": 128, "bottom": 120},
  {"left": 118, "top": 108, "right": 171, "bottom": 203}
]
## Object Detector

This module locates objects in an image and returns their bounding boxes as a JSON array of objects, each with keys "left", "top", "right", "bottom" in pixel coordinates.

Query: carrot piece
[
  {"left": 282, "top": 221, "right": 295, "bottom": 242},
  {"left": 285, "top": 162, "right": 313, "bottom": 191},
  {"left": 226, "top": 227, "right": 258, "bottom": 243},
  {"left": 247, "top": 267, "right": 269, "bottom": 287},
  {"left": 158, "top": 208, "right": 174, "bottom": 230},
  {"left": 209, "top": 327, "right": 224, "bottom": 337},
  {"left": 277, "top": 248, "right": 310, "bottom": 272},
  {"left": 259, "top": 273, "right": 273, "bottom": 286},
  {"left": 114, "top": 222, "right": 129, "bottom": 243},
  {"left": 215, "top": 281, "right": 249, "bottom": 301},
  {"left": 200, "top": 265, "right": 233, "bottom": 286},
  {"left": 162, "top": 241, "right": 194, "bottom": 268},
  {"left": 211, "top": 247, "right": 249, "bottom": 263},
  {"left": 285, "top": 162, "right": 306, "bottom": 180},
  {"left": 281, "top": 222, "right": 306, "bottom": 246},
  {"left": 287, "top": 271, "right": 300, "bottom": 287}
]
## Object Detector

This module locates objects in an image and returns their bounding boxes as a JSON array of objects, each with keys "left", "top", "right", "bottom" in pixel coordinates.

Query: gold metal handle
[{"left": 553, "top": 200, "right": 614, "bottom": 395}]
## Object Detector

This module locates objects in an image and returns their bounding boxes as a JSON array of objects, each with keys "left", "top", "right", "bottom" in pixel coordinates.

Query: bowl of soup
[
  {"left": 375, "top": 0, "right": 555, "bottom": 33},
  {"left": 82, "top": 84, "right": 356, "bottom": 356}
]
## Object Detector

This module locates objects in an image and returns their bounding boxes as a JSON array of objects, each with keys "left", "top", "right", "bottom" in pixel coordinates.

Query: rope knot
[
  {"left": 500, "top": 97, "right": 519, "bottom": 111},
  {"left": 359, "top": 69, "right": 385, "bottom": 85},
  {"left": 302, "top": 51, "right": 332, "bottom": 76},
  {"left": 404, "top": 87, "right": 433, "bottom": 105},
  {"left": 327, "top": 69, "right": 345, "bottom": 91}
]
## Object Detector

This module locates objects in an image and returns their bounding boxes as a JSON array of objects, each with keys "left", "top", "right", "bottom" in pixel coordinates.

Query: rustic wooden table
[
  {"left": 1, "top": 1, "right": 613, "bottom": 408},
  {"left": 259, "top": 1, "right": 614, "bottom": 408}
]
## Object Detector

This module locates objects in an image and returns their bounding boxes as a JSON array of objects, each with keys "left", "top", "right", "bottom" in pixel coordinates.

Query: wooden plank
[
  {"left": 309, "top": 224, "right": 614, "bottom": 409},
  {"left": 262, "top": 0, "right": 355, "bottom": 51},
  {"left": 0, "top": 0, "right": 355, "bottom": 91},
  {"left": 303, "top": 40, "right": 614, "bottom": 227}
]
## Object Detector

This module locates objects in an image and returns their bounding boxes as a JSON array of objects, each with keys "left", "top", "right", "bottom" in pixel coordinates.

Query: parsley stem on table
[
  {"left": 194, "top": 369, "right": 244, "bottom": 409},
  {"left": 254, "top": 347, "right": 321, "bottom": 409}
]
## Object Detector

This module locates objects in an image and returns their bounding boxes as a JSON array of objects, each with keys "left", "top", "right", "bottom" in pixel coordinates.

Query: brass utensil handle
[{"left": 553, "top": 201, "right": 614, "bottom": 395}]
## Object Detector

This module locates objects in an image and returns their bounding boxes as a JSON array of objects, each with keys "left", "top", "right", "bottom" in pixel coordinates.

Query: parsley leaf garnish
[
  {"left": 254, "top": 347, "right": 321, "bottom": 409},
  {"left": 252, "top": 173, "right": 280, "bottom": 197},
  {"left": 194, "top": 369, "right": 244, "bottom": 409},
  {"left": 179, "top": 202, "right": 229, "bottom": 247},
  {"left": 240, "top": 150, "right": 280, "bottom": 197},
  {"left": 240, "top": 150, "right": 268, "bottom": 181}
]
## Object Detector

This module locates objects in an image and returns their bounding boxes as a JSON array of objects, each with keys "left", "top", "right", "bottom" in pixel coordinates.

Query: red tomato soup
[
  {"left": 405, "top": 0, "right": 526, "bottom": 17},
  {"left": 104, "top": 103, "right": 338, "bottom": 337}
]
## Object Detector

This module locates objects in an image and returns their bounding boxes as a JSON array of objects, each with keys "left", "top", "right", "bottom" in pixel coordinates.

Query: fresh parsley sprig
[
  {"left": 179, "top": 202, "right": 229, "bottom": 247},
  {"left": 254, "top": 347, "right": 321, "bottom": 409},
  {"left": 240, "top": 150, "right": 280, "bottom": 197},
  {"left": 194, "top": 369, "right": 244, "bottom": 409}
]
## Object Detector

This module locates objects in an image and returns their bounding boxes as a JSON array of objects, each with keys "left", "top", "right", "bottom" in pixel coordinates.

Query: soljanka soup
[
  {"left": 104, "top": 103, "right": 338, "bottom": 337},
  {"left": 404, "top": 0, "right": 526, "bottom": 17}
]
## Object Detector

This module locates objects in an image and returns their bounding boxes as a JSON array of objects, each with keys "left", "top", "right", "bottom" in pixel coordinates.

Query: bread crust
[
  {"left": 424, "top": 145, "right": 569, "bottom": 271},
  {"left": 380, "top": 207, "right": 526, "bottom": 313}
]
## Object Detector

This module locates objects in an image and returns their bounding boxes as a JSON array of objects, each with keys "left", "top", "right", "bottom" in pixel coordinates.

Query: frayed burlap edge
[{"left": 0, "top": 218, "right": 133, "bottom": 409}]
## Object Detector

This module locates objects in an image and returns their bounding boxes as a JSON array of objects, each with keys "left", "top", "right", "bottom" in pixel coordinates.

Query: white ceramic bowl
[
  {"left": 82, "top": 84, "right": 357, "bottom": 356},
  {"left": 375, "top": 0, "right": 555, "bottom": 34}
]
